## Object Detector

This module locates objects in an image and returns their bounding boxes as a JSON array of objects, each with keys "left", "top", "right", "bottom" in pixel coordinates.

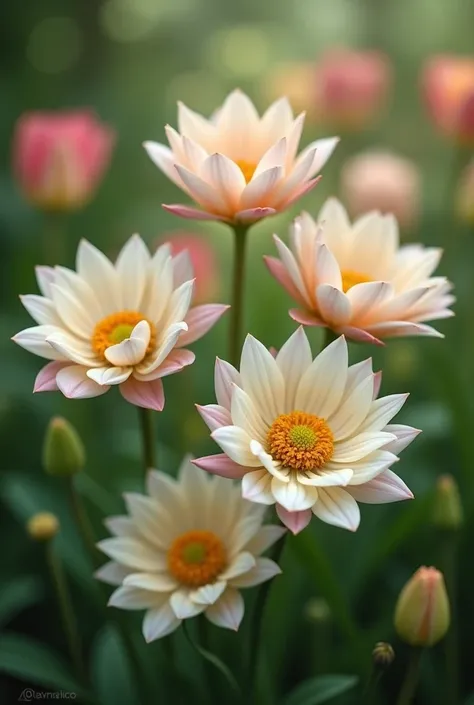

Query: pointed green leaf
[
  {"left": 0, "top": 576, "right": 43, "bottom": 627},
  {"left": 90, "top": 624, "right": 139, "bottom": 705},
  {"left": 283, "top": 674, "right": 358, "bottom": 705}
]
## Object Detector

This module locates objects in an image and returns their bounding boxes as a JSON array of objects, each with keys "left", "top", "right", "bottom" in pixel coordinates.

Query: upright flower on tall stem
[
  {"left": 13, "top": 234, "right": 228, "bottom": 409},
  {"left": 195, "top": 328, "right": 417, "bottom": 534}
]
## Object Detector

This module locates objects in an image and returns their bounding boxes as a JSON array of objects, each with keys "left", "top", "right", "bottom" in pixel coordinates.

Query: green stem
[
  {"left": 138, "top": 406, "right": 156, "bottom": 471},
  {"left": 440, "top": 531, "right": 459, "bottom": 705},
  {"left": 45, "top": 541, "right": 85, "bottom": 684},
  {"left": 67, "top": 476, "right": 101, "bottom": 569},
  {"left": 43, "top": 211, "right": 67, "bottom": 265},
  {"left": 363, "top": 667, "right": 383, "bottom": 704},
  {"left": 396, "top": 648, "right": 423, "bottom": 705},
  {"left": 247, "top": 534, "right": 287, "bottom": 704},
  {"left": 229, "top": 224, "right": 249, "bottom": 367}
]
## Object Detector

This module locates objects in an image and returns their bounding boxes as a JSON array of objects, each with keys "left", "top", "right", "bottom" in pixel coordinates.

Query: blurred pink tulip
[
  {"left": 159, "top": 232, "right": 219, "bottom": 304},
  {"left": 423, "top": 55, "right": 474, "bottom": 143},
  {"left": 13, "top": 110, "right": 115, "bottom": 212},
  {"left": 315, "top": 49, "right": 392, "bottom": 130},
  {"left": 341, "top": 151, "right": 421, "bottom": 229}
]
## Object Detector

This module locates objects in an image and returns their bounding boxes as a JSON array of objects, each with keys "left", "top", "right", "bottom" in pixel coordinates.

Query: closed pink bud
[
  {"left": 316, "top": 49, "right": 391, "bottom": 130},
  {"left": 162, "top": 232, "right": 219, "bottom": 305},
  {"left": 422, "top": 55, "right": 474, "bottom": 144},
  {"left": 13, "top": 110, "right": 115, "bottom": 212},
  {"left": 394, "top": 567, "right": 450, "bottom": 647},
  {"left": 341, "top": 151, "right": 421, "bottom": 229}
]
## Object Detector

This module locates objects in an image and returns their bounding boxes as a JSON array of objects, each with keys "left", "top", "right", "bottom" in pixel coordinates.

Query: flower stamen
[
  {"left": 92, "top": 310, "right": 155, "bottom": 360},
  {"left": 267, "top": 411, "right": 334, "bottom": 471},
  {"left": 341, "top": 269, "right": 372, "bottom": 292},
  {"left": 236, "top": 159, "right": 257, "bottom": 183},
  {"left": 167, "top": 530, "right": 227, "bottom": 587}
]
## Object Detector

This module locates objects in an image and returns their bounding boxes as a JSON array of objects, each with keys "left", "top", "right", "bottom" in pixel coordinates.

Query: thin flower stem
[
  {"left": 363, "top": 667, "right": 383, "bottom": 704},
  {"left": 396, "top": 647, "right": 423, "bottom": 705},
  {"left": 138, "top": 406, "right": 156, "bottom": 471},
  {"left": 229, "top": 224, "right": 249, "bottom": 367},
  {"left": 440, "top": 532, "right": 459, "bottom": 705},
  {"left": 43, "top": 211, "right": 66, "bottom": 265},
  {"left": 247, "top": 534, "right": 287, "bottom": 704},
  {"left": 66, "top": 477, "right": 101, "bottom": 569},
  {"left": 45, "top": 541, "right": 86, "bottom": 684}
]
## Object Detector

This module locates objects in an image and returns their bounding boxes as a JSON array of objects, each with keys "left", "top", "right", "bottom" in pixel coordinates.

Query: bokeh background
[{"left": 1, "top": 0, "right": 474, "bottom": 703}]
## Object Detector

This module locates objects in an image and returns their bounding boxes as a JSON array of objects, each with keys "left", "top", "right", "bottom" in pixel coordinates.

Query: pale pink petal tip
[
  {"left": 33, "top": 361, "right": 68, "bottom": 392},
  {"left": 119, "top": 377, "right": 165, "bottom": 411},
  {"left": 56, "top": 365, "right": 110, "bottom": 399},
  {"left": 289, "top": 308, "right": 326, "bottom": 327},
  {"left": 192, "top": 454, "right": 247, "bottom": 479},
  {"left": 162, "top": 204, "right": 227, "bottom": 222},
  {"left": 340, "top": 325, "right": 385, "bottom": 346},
  {"left": 235, "top": 207, "right": 277, "bottom": 223},
  {"left": 276, "top": 505, "right": 312, "bottom": 534}
]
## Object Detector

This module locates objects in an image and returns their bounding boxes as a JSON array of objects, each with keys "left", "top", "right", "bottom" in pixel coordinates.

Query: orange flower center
[
  {"left": 236, "top": 159, "right": 257, "bottom": 183},
  {"left": 341, "top": 269, "right": 372, "bottom": 292},
  {"left": 267, "top": 411, "right": 334, "bottom": 471},
  {"left": 92, "top": 310, "right": 155, "bottom": 361},
  {"left": 167, "top": 530, "right": 227, "bottom": 587}
]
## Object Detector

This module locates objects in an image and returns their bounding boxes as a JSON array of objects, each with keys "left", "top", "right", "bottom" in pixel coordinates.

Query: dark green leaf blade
[{"left": 283, "top": 674, "right": 358, "bottom": 705}]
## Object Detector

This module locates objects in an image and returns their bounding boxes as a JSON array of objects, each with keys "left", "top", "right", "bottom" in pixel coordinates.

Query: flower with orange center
[
  {"left": 144, "top": 89, "right": 339, "bottom": 224},
  {"left": 195, "top": 329, "right": 418, "bottom": 535},
  {"left": 264, "top": 198, "right": 454, "bottom": 345},
  {"left": 13, "top": 234, "right": 228, "bottom": 409},
  {"left": 96, "top": 457, "right": 285, "bottom": 642}
]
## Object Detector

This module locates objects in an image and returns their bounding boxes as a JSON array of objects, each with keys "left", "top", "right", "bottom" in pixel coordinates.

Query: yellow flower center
[
  {"left": 167, "top": 530, "right": 227, "bottom": 587},
  {"left": 236, "top": 159, "right": 257, "bottom": 183},
  {"left": 92, "top": 310, "right": 155, "bottom": 361},
  {"left": 267, "top": 411, "right": 334, "bottom": 471},
  {"left": 341, "top": 269, "right": 372, "bottom": 293}
]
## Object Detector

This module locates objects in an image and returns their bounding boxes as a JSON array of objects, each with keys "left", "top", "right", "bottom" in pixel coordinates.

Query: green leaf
[
  {"left": 183, "top": 622, "right": 241, "bottom": 698},
  {"left": 283, "top": 674, "right": 358, "bottom": 705},
  {"left": 90, "top": 624, "right": 140, "bottom": 705},
  {"left": 0, "top": 576, "right": 43, "bottom": 627},
  {"left": 0, "top": 632, "right": 84, "bottom": 695}
]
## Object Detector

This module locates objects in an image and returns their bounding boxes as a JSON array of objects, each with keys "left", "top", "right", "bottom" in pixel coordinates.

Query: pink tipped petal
[
  {"left": 33, "top": 361, "right": 69, "bottom": 392},
  {"left": 289, "top": 309, "right": 326, "bottom": 327},
  {"left": 152, "top": 349, "right": 195, "bottom": 379},
  {"left": 316, "top": 284, "right": 352, "bottom": 326},
  {"left": 235, "top": 207, "right": 277, "bottom": 223},
  {"left": 120, "top": 377, "right": 165, "bottom": 411},
  {"left": 383, "top": 425, "right": 421, "bottom": 454},
  {"left": 280, "top": 177, "right": 321, "bottom": 210},
  {"left": 339, "top": 325, "right": 384, "bottom": 346},
  {"left": 196, "top": 404, "right": 232, "bottom": 431},
  {"left": 239, "top": 167, "right": 283, "bottom": 210},
  {"left": 191, "top": 454, "right": 248, "bottom": 479},
  {"left": 56, "top": 364, "right": 110, "bottom": 399},
  {"left": 312, "top": 487, "right": 360, "bottom": 531},
  {"left": 373, "top": 370, "right": 382, "bottom": 399},
  {"left": 174, "top": 165, "right": 228, "bottom": 213},
  {"left": 346, "top": 470, "right": 413, "bottom": 504},
  {"left": 263, "top": 256, "right": 305, "bottom": 303},
  {"left": 162, "top": 204, "right": 228, "bottom": 222},
  {"left": 306, "top": 137, "right": 339, "bottom": 175},
  {"left": 179, "top": 304, "right": 229, "bottom": 347},
  {"left": 276, "top": 505, "right": 312, "bottom": 534},
  {"left": 366, "top": 321, "right": 444, "bottom": 339}
]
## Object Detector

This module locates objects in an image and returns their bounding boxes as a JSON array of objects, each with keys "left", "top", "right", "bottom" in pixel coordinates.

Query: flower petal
[
  {"left": 346, "top": 469, "right": 413, "bottom": 504},
  {"left": 215, "top": 358, "right": 241, "bottom": 410},
  {"left": 220, "top": 552, "right": 256, "bottom": 581},
  {"left": 276, "top": 505, "right": 312, "bottom": 534},
  {"left": 191, "top": 454, "right": 247, "bottom": 479},
  {"left": 212, "top": 426, "right": 260, "bottom": 467},
  {"left": 312, "top": 487, "right": 360, "bottom": 531},
  {"left": 120, "top": 377, "right": 165, "bottom": 411},
  {"left": 56, "top": 364, "right": 110, "bottom": 399},
  {"left": 33, "top": 361, "right": 68, "bottom": 392},
  {"left": 205, "top": 588, "right": 244, "bottom": 631},
  {"left": 295, "top": 335, "right": 348, "bottom": 418},
  {"left": 179, "top": 304, "right": 229, "bottom": 347},
  {"left": 241, "top": 468, "right": 274, "bottom": 505},
  {"left": 276, "top": 326, "right": 312, "bottom": 411},
  {"left": 231, "top": 557, "right": 282, "bottom": 587},
  {"left": 190, "top": 582, "right": 227, "bottom": 606},
  {"left": 142, "top": 602, "right": 181, "bottom": 642},
  {"left": 170, "top": 589, "right": 206, "bottom": 619},
  {"left": 162, "top": 204, "right": 227, "bottom": 222},
  {"left": 316, "top": 284, "right": 351, "bottom": 327},
  {"left": 271, "top": 476, "right": 318, "bottom": 511},
  {"left": 240, "top": 334, "right": 285, "bottom": 425}
]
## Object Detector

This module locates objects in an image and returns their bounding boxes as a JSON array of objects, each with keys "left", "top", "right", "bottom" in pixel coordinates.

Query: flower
[
  {"left": 195, "top": 329, "right": 417, "bottom": 534},
  {"left": 394, "top": 566, "right": 450, "bottom": 647},
  {"left": 144, "top": 89, "right": 338, "bottom": 224},
  {"left": 13, "top": 110, "right": 115, "bottom": 211},
  {"left": 422, "top": 55, "right": 474, "bottom": 143},
  {"left": 265, "top": 198, "right": 454, "bottom": 345},
  {"left": 13, "top": 235, "right": 228, "bottom": 409},
  {"left": 158, "top": 231, "right": 219, "bottom": 304},
  {"left": 314, "top": 48, "right": 391, "bottom": 130},
  {"left": 263, "top": 62, "right": 320, "bottom": 121},
  {"left": 340, "top": 151, "right": 421, "bottom": 229},
  {"left": 96, "top": 457, "right": 285, "bottom": 640}
]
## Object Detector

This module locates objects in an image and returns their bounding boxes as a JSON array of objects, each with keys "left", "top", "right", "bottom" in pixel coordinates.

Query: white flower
[
  {"left": 195, "top": 328, "right": 418, "bottom": 534},
  {"left": 96, "top": 457, "right": 285, "bottom": 641},
  {"left": 144, "top": 89, "right": 338, "bottom": 224},
  {"left": 13, "top": 235, "right": 228, "bottom": 408},
  {"left": 265, "top": 198, "right": 454, "bottom": 344}
]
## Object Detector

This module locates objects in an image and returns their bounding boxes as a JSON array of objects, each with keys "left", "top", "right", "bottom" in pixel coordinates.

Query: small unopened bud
[
  {"left": 372, "top": 642, "right": 395, "bottom": 669},
  {"left": 433, "top": 475, "right": 463, "bottom": 530},
  {"left": 305, "top": 598, "right": 331, "bottom": 623},
  {"left": 42, "top": 417, "right": 85, "bottom": 477},
  {"left": 395, "top": 566, "right": 450, "bottom": 647},
  {"left": 27, "top": 512, "right": 60, "bottom": 541}
]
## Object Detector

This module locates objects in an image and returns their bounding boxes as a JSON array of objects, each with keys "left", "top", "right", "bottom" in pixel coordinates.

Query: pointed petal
[
  {"left": 276, "top": 505, "right": 312, "bottom": 534},
  {"left": 347, "top": 469, "right": 413, "bottom": 504},
  {"left": 191, "top": 454, "right": 247, "bottom": 479},
  {"left": 205, "top": 588, "right": 244, "bottom": 631},
  {"left": 179, "top": 304, "right": 229, "bottom": 347},
  {"left": 33, "top": 361, "right": 68, "bottom": 392},
  {"left": 56, "top": 364, "right": 109, "bottom": 399},
  {"left": 312, "top": 487, "right": 360, "bottom": 531},
  {"left": 120, "top": 377, "right": 165, "bottom": 411}
]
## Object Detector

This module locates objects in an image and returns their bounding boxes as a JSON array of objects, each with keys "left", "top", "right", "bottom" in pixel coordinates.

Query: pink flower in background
[
  {"left": 341, "top": 151, "right": 421, "bottom": 229},
  {"left": 265, "top": 199, "right": 454, "bottom": 345},
  {"left": 12, "top": 235, "right": 228, "bottom": 410},
  {"left": 158, "top": 232, "right": 219, "bottom": 305},
  {"left": 144, "top": 89, "right": 338, "bottom": 224},
  {"left": 422, "top": 55, "right": 474, "bottom": 143},
  {"left": 13, "top": 110, "right": 115, "bottom": 211},
  {"left": 315, "top": 49, "right": 391, "bottom": 129}
]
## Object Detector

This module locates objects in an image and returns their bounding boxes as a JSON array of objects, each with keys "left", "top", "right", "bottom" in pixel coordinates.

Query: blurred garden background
[{"left": 1, "top": 0, "right": 474, "bottom": 703}]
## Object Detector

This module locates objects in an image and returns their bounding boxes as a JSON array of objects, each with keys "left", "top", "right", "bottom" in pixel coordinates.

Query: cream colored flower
[
  {"left": 13, "top": 235, "right": 227, "bottom": 408},
  {"left": 195, "top": 329, "right": 418, "bottom": 534},
  {"left": 265, "top": 198, "right": 454, "bottom": 344},
  {"left": 96, "top": 457, "right": 285, "bottom": 640},
  {"left": 144, "top": 89, "right": 338, "bottom": 224}
]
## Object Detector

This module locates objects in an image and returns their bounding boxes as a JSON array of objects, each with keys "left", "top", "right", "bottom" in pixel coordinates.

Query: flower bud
[
  {"left": 394, "top": 567, "right": 450, "bottom": 647},
  {"left": 27, "top": 512, "right": 60, "bottom": 542},
  {"left": 12, "top": 110, "right": 115, "bottom": 212},
  {"left": 42, "top": 417, "right": 85, "bottom": 477},
  {"left": 433, "top": 475, "right": 463, "bottom": 530},
  {"left": 304, "top": 597, "right": 331, "bottom": 623},
  {"left": 341, "top": 151, "right": 421, "bottom": 229},
  {"left": 372, "top": 642, "right": 395, "bottom": 669}
]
